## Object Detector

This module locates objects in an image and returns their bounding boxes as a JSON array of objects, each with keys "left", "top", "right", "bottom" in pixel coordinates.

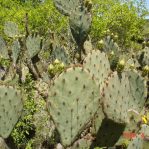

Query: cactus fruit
[
  {"left": 142, "top": 65, "right": 149, "bottom": 76},
  {"left": 0, "top": 84, "right": 23, "bottom": 138},
  {"left": 126, "top": 71, "right": 147, "bottom": 112},
  {"left": 0, "top": 37, "right": 9, "bottom": 59},
  {"left": 48, "top": 59, "right": 65, "bottom": 77},
  {"left": 11, "top": 40, "right": 20, "bottom": 64},
  {"left": 101, "top": 72, "right": 131, "bottom": 123},
  {"left": 83, "top": 50, "right": 111, "bottom": 91},
  {"left": 26, "top": 35, "right": 41, "bottom": 58},
  {"left": 116, "top": 59, "right": 125, "bottom": 72},
  {"left": 47, "top": 66, "right": 101, "bottom": 147},
  {"left": 4, "top": 21, "right": 19, "bottom": 38}
]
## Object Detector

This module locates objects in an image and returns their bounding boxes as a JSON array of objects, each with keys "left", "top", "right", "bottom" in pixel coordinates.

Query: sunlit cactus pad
[
  {"left": 26, "top": 35, "right": 41, "bottom": 58},
  {"left": 4, "top": 21, "right": 19, "bottom": 38},
  {"left": 101, "top": 72, "right": 131, "bottom": 123},
  {"left": 0, "top": 36, "right": 9, "bottom": 59},
  {"left": 126, "top": 71, "right": 147, "bottom": 112},
  {"left": 53, "top": 0, "right": 81, "bottom": 16},
  {"left": 47, "top": 66, "right": 101, "bottom": 147},
  {"left": 0, "top": 85, "right": 23, "bottom": 138},
  {"left": 11, "top": 40, "right": 21, "bottom": 64},
  {"left": 83, "top": 50, "right": 111, "bottom": 90}
]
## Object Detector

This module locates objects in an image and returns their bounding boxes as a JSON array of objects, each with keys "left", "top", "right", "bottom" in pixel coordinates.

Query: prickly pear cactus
[
  {"left": 50, "top": 45, "right": 71, "bottom": 65},
  {"left": 142, "top": 47, "right": 149, "bottom": 65},
  {"left": 69, "top": 8, "right": 92, "bottom": 48},
  {"left": 11, "top": 40, "right": 20, "bottom": 64},
  {"left": 138, "top": 47, "right": 149, "bottom": 66},
  {"left": 26, "top": 35, "right": 41, "bottom": 58},
  {"left": 4, "top": 21, "right": 19, "bottom": 38},
  {"left": 127, "top": 135, "right": 143, "bottom": 149},
  {"left": 139, "top": 124, "right": 149, "bottom": 149},
  {"left": 101, "top": 72, "right": 131, "bottom": 124},
  {"left": 103, "top": 36, "right": 120, "bottom": 53},
  {"left": 47, "top": 66, "right": 102, "bottom": 147},
  {"left": 126, "top": 71, "right": 147, "bottom": 112},
  {"left": 53, "top": 0, "right": 81, "bottom": 16},
  {"left": 83, "top": 50, "right": 111, "bottom": 90},
  {"left": 0, "top": 84, "right": 23, "bottom": 138},
  {"left": 0, "top": 36, "right": 9, "bottom": 59}
]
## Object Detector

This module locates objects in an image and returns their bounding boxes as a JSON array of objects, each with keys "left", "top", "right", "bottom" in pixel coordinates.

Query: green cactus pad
[
  {"left": 69, "top": 8, "right": 92, "bottom": 48},
  {"left": 139, "top": 124, "right": 149, "bottom": 149},
  {"left": 0, "top": 36, "right": 9, "bottom": 59},
  {"left": 47, "top": 66, "right": 101, "bottom": 147},
  {"left": 137, "top": 47, "right": 149, "bottom": 66},
  {"left": 127, "top": 135, "right": 143, "bottom": 149},
  {"left": 126, "top": 71, "right": 147, "bottom": 112},
  {"left": 26, "top": 35, "right": 41, "bottom": 58},
  {"left": 53, "top": 0, "right": 81, "bottom": 16},
  {"left": 11, "top": 40, "right": 20, "bottom": 64},
  {"left": 142, "top": 47, "right": 149, "bottom": 65},
  {"left": 0, "top": 85, "right": 23, "bottom": 138},
  {"left": 101, "top": 72, "right": 131, "bottom": 123},
  {"left": 4, "top": 21, "right": 19, "bottom": 38},
  {"left": 51, "top": 45, "right": 71, "bottom": 65},
  {"left": 83, "top": 50, "right": 111, "bottom": 90},
  {"left": 103, "top": 36, "right": 120, "bottom": 53}
]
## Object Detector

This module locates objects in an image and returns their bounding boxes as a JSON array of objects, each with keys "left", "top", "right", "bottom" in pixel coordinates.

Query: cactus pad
[
  {"left": 53, "top": 0, "right": 81, "bottom": 16},
  {"left": 0, "top": 84, "right": 23, "bottom": 138},
  {"left": 83, "top": 50, "right": 111, "bottom": 90},
  {"left": 47, "top": 67, "right": 101, "bottom": 146},
  {"left": 101, "top": 72, "right": 131, "bottom": 123},
  {"left": 4, "top": 21, "right": 19, "bottom": 38},
  {"left": 126, "top": 71, "right": 147, "bottom": 112},
  {"left": 127, "top": 135, "right": 143, "bottom": 149},
  {"left": 0, "top": 36, "right": 9, "bottom": 59},
  {"left": 69, "top": 8, "right": 92, "bottom": 48},
  {"left": 12, "top": 40, "right": 20, "bottom": 64},
  {"left": 50, "top": 45, "right": 71, "bottom": 65},
  {"left": 26, "top": 35, "right": 41, "bottom": 58},
  {"left": 103, "top": 36, "right": 120, "bottom": 53}
]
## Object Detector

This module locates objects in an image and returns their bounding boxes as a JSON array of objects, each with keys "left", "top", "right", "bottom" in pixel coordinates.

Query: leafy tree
[{"left": 91, "top": 0, "right": 148, "bottom": 48}]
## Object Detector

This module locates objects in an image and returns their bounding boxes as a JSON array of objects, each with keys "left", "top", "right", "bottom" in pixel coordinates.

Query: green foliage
[
  {"left": 0, "top": 56, "right": 10, "bottom": 68},
  {"left": 11, "top": 74, "right": 37, "bottom": 148},
  {"left": 0, "top": 0, "right": 67, "bottom": 36},
  {"left": 91, "top": 0, "right": 147, "bottom": 47}
]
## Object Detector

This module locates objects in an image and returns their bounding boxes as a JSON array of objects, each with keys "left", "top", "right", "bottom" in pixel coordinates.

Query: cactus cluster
[{"left": 0, "top": 1, "right": 148, "bottom": 148}]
